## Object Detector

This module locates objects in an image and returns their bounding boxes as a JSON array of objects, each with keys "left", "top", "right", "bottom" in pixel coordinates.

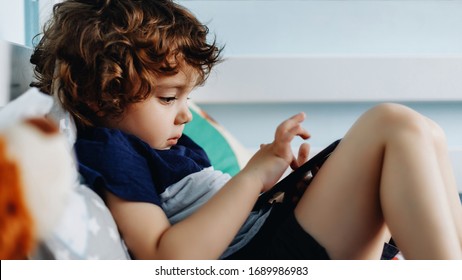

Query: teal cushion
[{"left": 184, "top": 103, "right": 250, "bottom": 176}]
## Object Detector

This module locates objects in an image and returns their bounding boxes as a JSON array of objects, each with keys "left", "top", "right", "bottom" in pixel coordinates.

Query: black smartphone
[{"left": 253, "top": 139, "right": 341, "bottom": 211}]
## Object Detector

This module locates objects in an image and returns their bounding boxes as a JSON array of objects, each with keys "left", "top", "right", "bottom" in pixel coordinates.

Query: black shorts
[{"left": 225, "top": 202, "right": 330, "bottom": 260}]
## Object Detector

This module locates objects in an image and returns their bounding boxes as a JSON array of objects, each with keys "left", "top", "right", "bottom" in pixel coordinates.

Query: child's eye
[{"left": 159, "top": 97, "right": 177, "bottom": 104}]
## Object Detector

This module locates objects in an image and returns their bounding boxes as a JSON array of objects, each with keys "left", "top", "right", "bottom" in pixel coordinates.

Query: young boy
[{"left": 31, "top": 0, "right": 462, "bottom": 259}]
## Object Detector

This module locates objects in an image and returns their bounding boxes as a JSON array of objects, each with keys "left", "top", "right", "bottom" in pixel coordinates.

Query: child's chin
[{"left": 158, "top": 144, "right": 173, "bottom": 150}]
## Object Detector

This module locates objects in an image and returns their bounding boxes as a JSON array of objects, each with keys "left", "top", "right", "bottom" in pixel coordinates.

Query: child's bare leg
[
  {"left": 294, "top": 103, "right": 462, "bottom": 259},
  {"left": 425, "top": 117, "right": 462, "bottom": 248}
]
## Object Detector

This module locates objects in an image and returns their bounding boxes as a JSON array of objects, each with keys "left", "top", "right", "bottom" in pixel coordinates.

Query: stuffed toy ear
[
  {"left": 0, "top": 136, "right": 35, "bottom": 259},
  {"left": 0, "top": 118, "right": 76, "bottom": 259}
]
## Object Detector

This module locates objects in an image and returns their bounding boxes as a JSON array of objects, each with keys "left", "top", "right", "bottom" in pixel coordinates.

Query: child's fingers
[
  {"left": 288, "top": 123, "right": 310, "bottom": 140},
  {"left": 297, "top": 142, "right": 310, "bottom": 166},
  {"left": 275, "top": 112, "right": 310, "bottom": 143},
  {"left": 259, "top": 143, "right": 268, "bottom": 149},
  {"left": 290, "top": 142, "right": 310, "bottom": 170}
]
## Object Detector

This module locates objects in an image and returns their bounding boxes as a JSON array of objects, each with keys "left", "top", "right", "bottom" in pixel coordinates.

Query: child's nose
[{"left": 176, "top": 105, "right": 193, "bottom": 125}]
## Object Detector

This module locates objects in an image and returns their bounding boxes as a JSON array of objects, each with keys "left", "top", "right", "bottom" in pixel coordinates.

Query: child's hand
[{"left": 242, "top": 113, "right": 310, "bottom": 192}]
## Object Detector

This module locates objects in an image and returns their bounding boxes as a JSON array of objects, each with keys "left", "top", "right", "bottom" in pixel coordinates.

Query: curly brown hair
[{"left": 30, "top": 0, "right": 222, "bottom": 127}]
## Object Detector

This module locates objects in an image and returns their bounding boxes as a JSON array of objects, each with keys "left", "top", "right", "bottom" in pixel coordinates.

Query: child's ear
[
  {"left": 87, "top": 102, "right": 99, "bottom": 112},
  {"left": 87, "top": 102, "right": 106, "bottom": 118}
]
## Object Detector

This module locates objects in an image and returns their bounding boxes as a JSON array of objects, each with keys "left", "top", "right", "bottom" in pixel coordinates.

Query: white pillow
[
  {"left": 0, "top": 87, "right": 53, "bottom": 130},
  {"left": 31, "top": 184, "right": 131, "bottom": 260},
  {"left": 47, "top": 93, "right": 77, "bottom": 147},
  {"left": 1, "top": 88, "right": 130, "bottom": 259}
]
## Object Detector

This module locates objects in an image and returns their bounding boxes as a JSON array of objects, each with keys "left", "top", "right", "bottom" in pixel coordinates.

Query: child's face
[{"left": 109, "top": 66, "right": 197, "bottom": 150}]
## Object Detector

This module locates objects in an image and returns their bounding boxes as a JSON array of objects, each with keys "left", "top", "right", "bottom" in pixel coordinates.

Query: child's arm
[{"left": 106, "top": 113, "right": 310, "bottom": 259}]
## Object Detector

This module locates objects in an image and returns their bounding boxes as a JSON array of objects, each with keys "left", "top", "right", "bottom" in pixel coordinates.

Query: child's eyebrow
[
  {"left": 157, "top": 78, "right": 198, "bottom": 90},
  {"left": 156, "top": 82, "right": 188, "bottom": 89}
]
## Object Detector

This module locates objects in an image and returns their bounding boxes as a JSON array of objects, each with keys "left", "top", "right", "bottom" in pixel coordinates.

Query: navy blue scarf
[{"left": 75, "top": 127, "right": 211, "bottom": 205}]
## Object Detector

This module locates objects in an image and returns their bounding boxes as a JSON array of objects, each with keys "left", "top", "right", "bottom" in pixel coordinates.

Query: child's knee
[
  {"left": 364, "top": 103, "right": 431, "bottom": 139},
  {"left": 424, "top": 117, "right": 447, "bottom": 149}
]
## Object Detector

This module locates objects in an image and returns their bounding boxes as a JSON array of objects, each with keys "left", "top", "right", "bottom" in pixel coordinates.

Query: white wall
[
  {"left": 178, "top": 0, "right": 462, "bottom": 191},
  {"left": 0, "top": 0, "right": 25, "bottom": 45},
  {"left": 0, "top": 41, "right": 12, "bottom": 105},
  {"left": 179, "top": 0, "right": 462, "bottom": 103},
  {"left": 191, "top": 55, "right": 462, "bottom": 103},
  {"left": 16, "top": 0, "right": 462, "bottom": 192},
  {"left": 179, "top": 0, "right": 462, "bottom": 56}
]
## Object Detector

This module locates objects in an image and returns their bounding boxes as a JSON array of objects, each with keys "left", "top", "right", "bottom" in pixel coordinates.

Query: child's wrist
[{"left": 238, "top": 167, "right": 267, "bottom": 193}]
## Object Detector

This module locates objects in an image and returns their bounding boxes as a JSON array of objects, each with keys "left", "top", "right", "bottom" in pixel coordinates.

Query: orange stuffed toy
[{"left": 0, "top": 118, "right": 75, "bottom": 259}]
